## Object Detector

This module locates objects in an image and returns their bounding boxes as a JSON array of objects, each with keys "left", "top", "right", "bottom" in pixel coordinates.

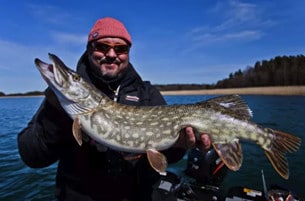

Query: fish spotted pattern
[{"left": 35, "top": 53, "right": 301, "bottom": 178}]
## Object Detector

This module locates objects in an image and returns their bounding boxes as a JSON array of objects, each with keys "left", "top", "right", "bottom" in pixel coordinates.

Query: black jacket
[{"left": 18, "top": 52, "right": 185, "bottom": 201}]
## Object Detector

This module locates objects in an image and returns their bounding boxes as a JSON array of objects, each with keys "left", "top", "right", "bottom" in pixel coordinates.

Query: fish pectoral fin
[
  {"left": 213, "top": 140, "right": 243, "bottom": 171},
  {"left": 146, "top": 149, "right": 168, "bottom": 176},
  {"left": 72, "top": 117, "right": 83, "bottom": 146}
]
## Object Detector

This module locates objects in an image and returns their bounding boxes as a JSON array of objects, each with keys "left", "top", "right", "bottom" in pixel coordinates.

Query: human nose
[{"left": 105, "top": 48, "right": 117, "bottom": 57}]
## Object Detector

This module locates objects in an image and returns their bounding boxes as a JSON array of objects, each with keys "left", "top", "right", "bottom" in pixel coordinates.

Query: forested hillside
[
  {"left": 157, "top": 54, "right": 305, "bottom": 91},
  {"left": 215, "top": 55, "right": 305, "bottom": 88}
]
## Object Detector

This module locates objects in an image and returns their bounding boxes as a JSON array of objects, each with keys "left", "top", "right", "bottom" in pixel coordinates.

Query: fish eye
[{"left": 72, "top": 74, "right": 81, "bottom": 82}]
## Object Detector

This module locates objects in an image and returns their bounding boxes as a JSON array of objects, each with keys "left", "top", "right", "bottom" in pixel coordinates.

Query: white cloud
[
  {"left": 26, "top": 3, "right": 80, "bottom": 26},
  {"left": 186, "top": 0, "right": 274, "bottom": 48},
  {"left": 0, "top": 40, "right": 41, "bottom": 71},
  {"left": 50, "top": 31, "right": 87, "bottom": 45},
  {"left": 193, "top": 30, "right": 262, "bottom": 43},
  {"left": 0, "top": 38, "right": 84, "bottom": 93}
]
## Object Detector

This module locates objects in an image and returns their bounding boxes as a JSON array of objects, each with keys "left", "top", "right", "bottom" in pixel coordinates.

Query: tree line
[
  {"left": 156, "top": 54, "right": 305, "bottom": 91},
  {"left": 215, "top": 54, "right": 305, "bottom": 88},
  {"left": 0, "top": 91, "right": 43, "bottom": 97},
  {"left": 1, "top": 54, "right": 305, "bottom": 96}
]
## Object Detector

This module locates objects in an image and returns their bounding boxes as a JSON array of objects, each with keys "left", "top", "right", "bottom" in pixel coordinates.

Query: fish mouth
[
  {"left": 35, "top": 53, "right": 80, "bottom": 105},
  {"left": 35, "top": 53, "right": 69, "bottom": 88},
  {"left": 35, "top": 53, "right": 95, "bottom": 117}
]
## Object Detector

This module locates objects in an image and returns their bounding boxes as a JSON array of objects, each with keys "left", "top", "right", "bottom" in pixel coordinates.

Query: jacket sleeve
[{"left": 18, "top": 89, "right": 73, "bottom": 168}]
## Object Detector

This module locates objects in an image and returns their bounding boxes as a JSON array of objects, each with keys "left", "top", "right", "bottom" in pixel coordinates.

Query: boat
[{"left": 152, "top": 170, "right": 300, "bottom": 201}]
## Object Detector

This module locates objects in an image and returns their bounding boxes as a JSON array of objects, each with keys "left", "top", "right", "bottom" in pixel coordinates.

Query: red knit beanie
[{"left": 88, "top": 17, "right": 132, "bottom": 45}]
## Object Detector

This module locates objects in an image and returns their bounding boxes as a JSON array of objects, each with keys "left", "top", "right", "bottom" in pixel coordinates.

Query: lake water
[{"left": 0, "top": 95, "right": 304, "bottom": 200}]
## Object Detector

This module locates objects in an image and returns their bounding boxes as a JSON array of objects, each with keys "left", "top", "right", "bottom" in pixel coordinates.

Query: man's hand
[{"left": 174, "top": 127, "right": 196, "bottom": 149}]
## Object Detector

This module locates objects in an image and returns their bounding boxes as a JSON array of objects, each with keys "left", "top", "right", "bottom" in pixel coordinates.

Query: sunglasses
[{"left": 92, "top": 42, "right": 130, "bottom": 55}]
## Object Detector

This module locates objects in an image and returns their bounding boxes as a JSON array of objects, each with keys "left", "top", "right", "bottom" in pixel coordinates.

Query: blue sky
[{"left": 1, "top": 0, "right": 305, "bottom": 93}]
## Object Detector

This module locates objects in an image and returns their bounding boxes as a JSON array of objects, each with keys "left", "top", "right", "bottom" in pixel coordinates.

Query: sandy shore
[
  {"left": 161, "top": 86, "right": 305, "bottom": 96},
  {"left": 1, "top": 86, "right": 305, "bottom": 98}
]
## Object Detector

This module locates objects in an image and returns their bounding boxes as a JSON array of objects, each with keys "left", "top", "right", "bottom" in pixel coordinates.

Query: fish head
[{"left": 35, "top": 53, "right": 101, "bottom": 116}]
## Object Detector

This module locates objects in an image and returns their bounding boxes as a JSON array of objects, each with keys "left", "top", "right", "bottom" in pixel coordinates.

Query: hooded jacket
[{"left": 18, "top": 52, "right": 185, "bottom": 201}]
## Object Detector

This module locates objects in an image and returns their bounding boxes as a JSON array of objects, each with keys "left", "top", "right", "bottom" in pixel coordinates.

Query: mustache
[{"left": 95, "top": 56, "right": 120, "bottom": 65}]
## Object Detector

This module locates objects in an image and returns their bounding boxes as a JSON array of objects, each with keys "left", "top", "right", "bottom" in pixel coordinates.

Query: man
[{"left": 18, "top": 17, "right": 194, "bottom": 201}]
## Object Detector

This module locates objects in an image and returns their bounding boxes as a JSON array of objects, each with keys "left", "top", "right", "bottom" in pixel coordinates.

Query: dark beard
[
  {"left": 89, "top": 63, "right": 129, "bottom": 86},
  {"left": 89, "top": 57, "right": 117, "bottom": 81}
]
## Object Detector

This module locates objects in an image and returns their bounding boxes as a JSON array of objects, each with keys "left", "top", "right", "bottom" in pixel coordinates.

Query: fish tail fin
[{"left": 264, "top": 128, "right": 301, "bottom": 179}]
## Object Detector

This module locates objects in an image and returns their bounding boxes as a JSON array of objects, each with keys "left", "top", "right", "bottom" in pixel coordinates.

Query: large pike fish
[{"left": 35, "top": 53, "right": 301, "bottom": 179}]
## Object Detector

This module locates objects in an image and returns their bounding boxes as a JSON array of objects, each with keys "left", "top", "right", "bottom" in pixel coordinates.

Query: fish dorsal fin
[
  {"left": 212, "top": 140, "right": 243, "bottom": 171},
  {"left": 197, "top": 95, "right": 253, "bottom": 121}
]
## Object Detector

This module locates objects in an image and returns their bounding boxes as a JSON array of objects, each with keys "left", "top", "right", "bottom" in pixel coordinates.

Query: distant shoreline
[
  {"left": 1, "top": 86, "right": 305, "bottom": 98},
  {"left": 0, "top": 95, "right": 44, "bottom": 99},
  {"left": 161, "top": 86, "right": 305, "bottom": 96}
]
